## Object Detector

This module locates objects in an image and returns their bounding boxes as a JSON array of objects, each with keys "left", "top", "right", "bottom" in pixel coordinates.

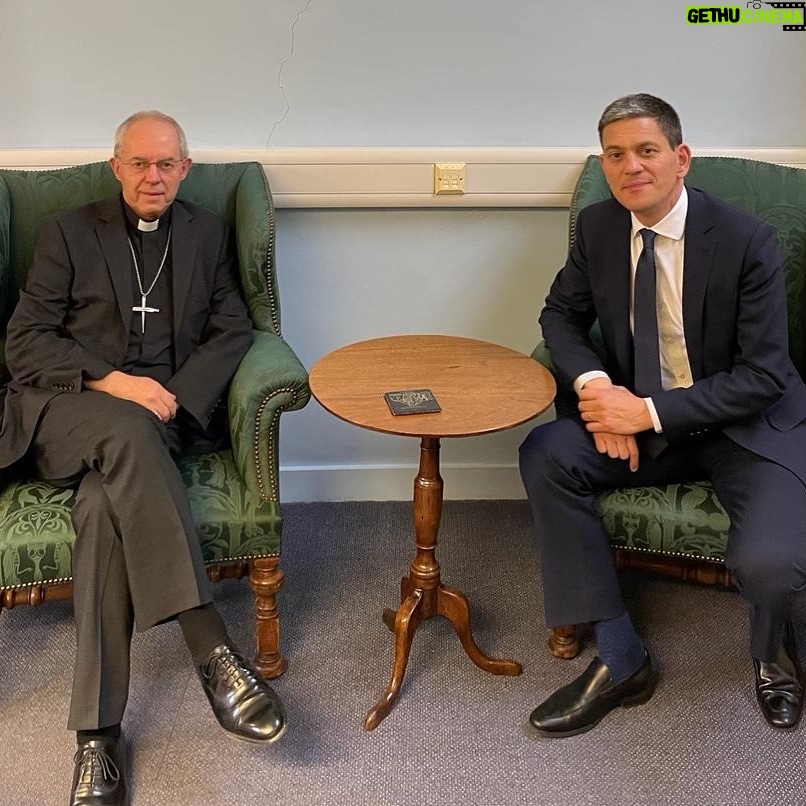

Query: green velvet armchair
[
  {"left": 0, "top": 161, "right": 310, "bottom": 677},
  {"left": 533, "top": 156, "right": 806, "bottom": 658}
]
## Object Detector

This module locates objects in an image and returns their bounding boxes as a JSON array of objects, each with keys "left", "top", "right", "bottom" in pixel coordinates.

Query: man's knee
[
  {"left": 103, "top": 402, "right": 162, "bottom": 444},
  {"left": 40, "top": 393, "right": 167, "bottom": 463},
  {"left": 519, "top": 419, "right": 581, "bottom": 483},
  {"left": 93, "top": 404, "right": 172, "bottom": 472}
]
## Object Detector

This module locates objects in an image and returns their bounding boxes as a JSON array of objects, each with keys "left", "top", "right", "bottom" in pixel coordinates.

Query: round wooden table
[{"left": 309, "top": 334, "right": 556, "bottom": 730}]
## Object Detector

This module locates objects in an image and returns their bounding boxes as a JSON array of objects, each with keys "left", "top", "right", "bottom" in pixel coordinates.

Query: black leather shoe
[
  {"left": 197, "top": 643, "right": 287, "bottom": 743},
  {"left": 69, "top": 736, "right": 127, "bottom": 806},
  {"left": 529, "top": 653, "right": 656, "bottom": 738},
  {"left": 754, "top": 623, "right": 804, "bottom": 731}
]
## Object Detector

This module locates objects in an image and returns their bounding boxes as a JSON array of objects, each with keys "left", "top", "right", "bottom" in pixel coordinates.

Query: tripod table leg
[
  {"left": 364, "top": 588, "right": 424, "bottom": 731},
  {"left": 437, "top": 582, "right": 522, "bottom": 676}
]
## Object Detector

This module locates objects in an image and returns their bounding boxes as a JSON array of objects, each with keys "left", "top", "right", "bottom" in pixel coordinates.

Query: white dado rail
[{"left": 1, "top": 147, "right": 804, "bottom": 209}]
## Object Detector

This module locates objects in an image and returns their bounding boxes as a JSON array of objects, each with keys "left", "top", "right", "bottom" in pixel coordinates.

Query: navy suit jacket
[
  {"left": 540, "top": 186, "right": 806, "bottom": 483},
  {"left": 0, "top": 196, "right": 253, "bottom": 470}
]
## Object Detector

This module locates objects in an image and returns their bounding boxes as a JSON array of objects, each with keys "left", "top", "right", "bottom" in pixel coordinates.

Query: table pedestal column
[{"left": 364, "top": 437, "right": 522, "bottom": 731}]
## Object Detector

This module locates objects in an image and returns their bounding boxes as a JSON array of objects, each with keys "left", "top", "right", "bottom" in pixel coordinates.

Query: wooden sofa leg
[
  {"left": 548, "top": 625, "right": 581, "bottom": 659},
  {"left": 248, "top": 556, "right": 288, "bottom": 679}
]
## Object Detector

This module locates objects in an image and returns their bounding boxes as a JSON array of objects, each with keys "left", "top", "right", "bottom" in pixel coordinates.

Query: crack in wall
[{"left": 266, "top": 0, "right": 315, "bottom": 146}]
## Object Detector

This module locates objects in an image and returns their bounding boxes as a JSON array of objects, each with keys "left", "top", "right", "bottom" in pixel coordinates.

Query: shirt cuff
[
  {"left": 573, "top": 370, "right": 611, "bottom": 395},
  {"left": 644, "top": 397, "right": 663, "bottom": 433}
]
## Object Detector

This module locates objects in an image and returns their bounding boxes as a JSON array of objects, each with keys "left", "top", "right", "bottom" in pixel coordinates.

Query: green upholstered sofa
[
  {"left": 0, "top": 161, "right": 310, "bottom": 678},
  {"left": 533, "top": 156, "right": 806, "bottom": 658}
]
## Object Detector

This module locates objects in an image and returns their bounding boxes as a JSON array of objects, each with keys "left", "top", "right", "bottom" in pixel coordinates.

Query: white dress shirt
[{"left": 574, "top": 187, "right": 693, "bottom": 433}]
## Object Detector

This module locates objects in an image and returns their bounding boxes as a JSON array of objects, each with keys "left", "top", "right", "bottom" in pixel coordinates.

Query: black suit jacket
[
  {"left": 540, "top": 187, "right": 806, "bottom": 482},
  {"left": 0, "top": 196, "right": 253, "bottom": 469}
]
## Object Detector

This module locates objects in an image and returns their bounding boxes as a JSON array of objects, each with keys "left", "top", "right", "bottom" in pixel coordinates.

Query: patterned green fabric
[
  {"left": 597, "top": 481, "right": 729, "bottom": 561},
  {"left": 178, "top": 163, "right": 282, "bottom": 337},
  {"left": 228, "top": 330, "right": 310, "bottom": 502},
  {"left": 0, "top": 451, "right": 281, "bottom": 590},
  {"left": 178, "top": 451, "right": 282, "bottom": 561},
  {"left": 536, "top": 156, "right": 806, "bottom": 563},
  {"left": 0, "top": 477, "right": 75, "bottom": 587},
  {"left": 0, "top": 162, "right": 309, "bottom": 594}
]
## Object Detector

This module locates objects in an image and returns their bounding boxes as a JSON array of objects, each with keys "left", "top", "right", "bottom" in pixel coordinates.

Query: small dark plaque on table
[{"left": 384, "top": 389, "right": 441, "bottom": 416}]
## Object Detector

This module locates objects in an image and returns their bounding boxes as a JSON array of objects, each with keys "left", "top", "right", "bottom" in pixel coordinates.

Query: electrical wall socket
[{"left": 434, "top": 163, "right": 466, "bottom": 195}]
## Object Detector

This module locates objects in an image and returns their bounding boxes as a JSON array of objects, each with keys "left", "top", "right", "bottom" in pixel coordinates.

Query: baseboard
[{"left": 279, "top": 463, "right": 527, "bottom": 502}]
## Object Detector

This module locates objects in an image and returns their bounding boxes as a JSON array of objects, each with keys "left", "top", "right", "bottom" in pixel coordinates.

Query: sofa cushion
[
  {"left": 0, "top": 449, "right": 280, "bottom": 591},
  {"left": 597, "top": 480, "right": 729, "bottom": 561}
]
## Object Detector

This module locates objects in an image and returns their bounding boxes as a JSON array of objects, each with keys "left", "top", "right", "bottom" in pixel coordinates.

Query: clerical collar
[{"left": 121, "top": 198, "right": 172, "bottom": 233}]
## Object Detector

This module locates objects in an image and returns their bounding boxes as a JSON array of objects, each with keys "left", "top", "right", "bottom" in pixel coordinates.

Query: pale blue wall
[
  {"left": 275, "top": 206, "right": 569, "bottom": 495},
  {"left": 1, "top": 0, "right": 804, "bottom": 148}
]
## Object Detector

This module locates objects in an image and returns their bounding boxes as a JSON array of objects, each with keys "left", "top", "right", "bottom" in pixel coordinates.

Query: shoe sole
[
  {"left": 526, "top": 676, "right": 657, "bottom": 740},
  {"left": 760, "top": 719, "right": 801, "bottom": 732}
]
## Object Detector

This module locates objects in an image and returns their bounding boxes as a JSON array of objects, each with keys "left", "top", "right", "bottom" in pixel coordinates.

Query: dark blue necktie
[{"left": 633, "top": 228, "right": 662, "bottom": 397}]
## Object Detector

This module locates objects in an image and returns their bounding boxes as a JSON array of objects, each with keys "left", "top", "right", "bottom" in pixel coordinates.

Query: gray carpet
[{"left": 1, "top": 501, "right": 804, "bottom": 806}]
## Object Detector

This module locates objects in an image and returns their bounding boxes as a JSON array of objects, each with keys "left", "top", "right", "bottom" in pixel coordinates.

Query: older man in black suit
[
  {"left": 520, "top": 94, "right": 806, "bottom": 738},
  {"left": 2, "top": 111, "right": 285, "bottom": 806}
]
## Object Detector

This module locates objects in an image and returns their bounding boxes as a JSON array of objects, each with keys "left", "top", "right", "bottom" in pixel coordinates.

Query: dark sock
[
  {"left": 177, "top": 603, "right": 231, "bottom": 665},
  {"left": 77, "top": 724, "right": 121, "bottom": 744},
  {"left": 594, "top": 611, "right": 646, "bottom": 684}
]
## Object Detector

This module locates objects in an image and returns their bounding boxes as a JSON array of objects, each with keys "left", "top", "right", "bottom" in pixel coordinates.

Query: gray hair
[
  {"left": 113, "top": 110, "right": 189, "bottom": 158},
  {"left": 598, "top": 94, "right": 683, "bottom": 149}
]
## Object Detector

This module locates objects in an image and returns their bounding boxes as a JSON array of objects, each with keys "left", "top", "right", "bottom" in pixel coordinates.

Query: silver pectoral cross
[{"left": 132, "top": 294, "right": 160, "bottom": 333}]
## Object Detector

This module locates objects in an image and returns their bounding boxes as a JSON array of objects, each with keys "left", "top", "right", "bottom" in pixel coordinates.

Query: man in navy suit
[{"left": 520, "top": 93, "right": 806, "bottom": 737}]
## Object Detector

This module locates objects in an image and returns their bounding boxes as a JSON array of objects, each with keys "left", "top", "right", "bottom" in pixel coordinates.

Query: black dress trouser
[
  {"left": 519, "top": 417, "right": 806, "bottom": 662},
  {"left": 30, "top": 391, "right": 212, "bottom": 730}
]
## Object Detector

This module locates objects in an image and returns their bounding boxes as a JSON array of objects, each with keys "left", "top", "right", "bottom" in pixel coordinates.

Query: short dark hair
[{"left": 597, "top": 93, "right": 683, "bottom": 149}]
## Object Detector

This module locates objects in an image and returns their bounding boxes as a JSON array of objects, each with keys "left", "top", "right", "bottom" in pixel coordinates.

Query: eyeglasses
[{"left": 119, "top": 159, "right": 184, "bottom": 175}]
